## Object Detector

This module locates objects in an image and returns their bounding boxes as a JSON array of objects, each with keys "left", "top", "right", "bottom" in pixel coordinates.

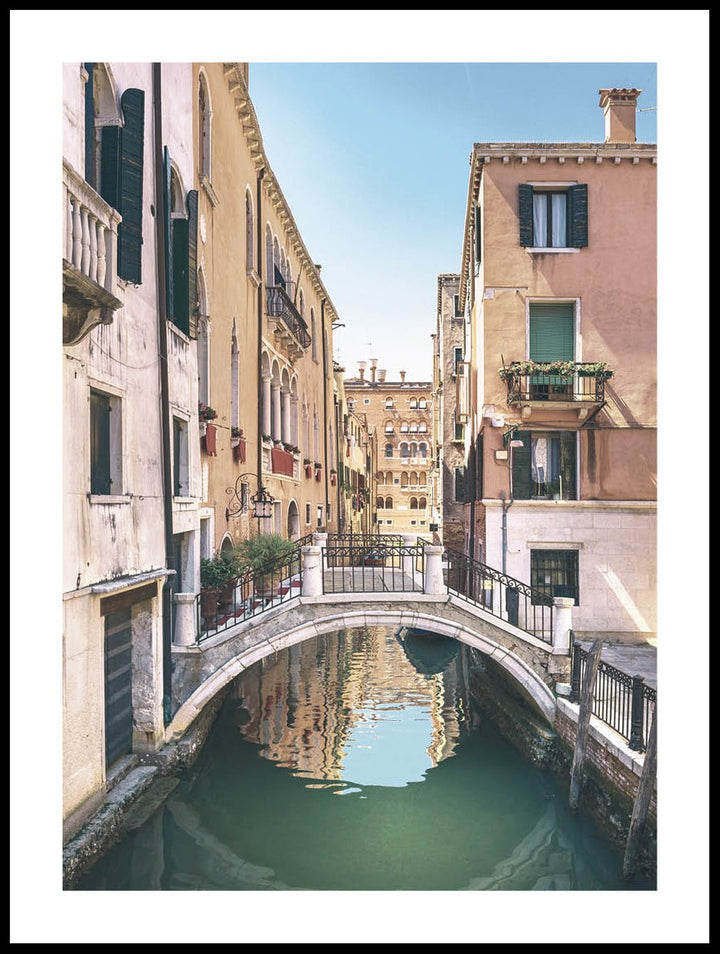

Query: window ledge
[
  {"left": 247, "top": 267, "right": 261, "bottom": 289},
  {"left": 525, "top": 247, "right": 580, "bottom": 254},
  {"left": 89, "top": 494, "right": 131, "bottom": 505}
]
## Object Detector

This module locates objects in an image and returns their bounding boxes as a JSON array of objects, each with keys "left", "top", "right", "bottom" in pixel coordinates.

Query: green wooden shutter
[
  {"left": 84, "top": 63, "right": 95, "bottom": 186},
  {"left": 172, "top": 217, "right": 189, "bottom": 335},
  {"left": 568, "top": 184, "right": 588, "bottom": 248},
  {"left": 511, "top": 430, "right": 532, "bottom": 500},
  {"left": 559, "top": 431, "right": 577, "bottom": 499},
  {"left": 164, "top": 146, "right": 173, "bottom": 321},
  {"left": 117, "top": 88, "right": 144, "bottom": 284},
  {"left": 99, "top": 125, "right": 120, "bottom": 210},
  {"left": 529, "top": 304, "right": 575, "bottom": 361},
  {"left": 186, "top": 189, "right": 199, "bottom": 340},
  {"left": 474, "top": 204, "right": 482, "bottom": 264},
  {"left": 518, "top": 184, "right": 534, "bottom": 246}
]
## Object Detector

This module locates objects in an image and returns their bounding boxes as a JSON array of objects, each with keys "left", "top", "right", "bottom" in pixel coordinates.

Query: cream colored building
[
  {"left": 456, "top": 88, "right": 656, "bottom": 638},
  {"left": 344, "top": 362, "right": 437, "bottom": 539}
]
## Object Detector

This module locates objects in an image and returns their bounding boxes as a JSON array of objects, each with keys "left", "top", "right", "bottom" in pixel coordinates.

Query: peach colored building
[{"left": 456, "top": 89, "right": 656, "bottom": 639}]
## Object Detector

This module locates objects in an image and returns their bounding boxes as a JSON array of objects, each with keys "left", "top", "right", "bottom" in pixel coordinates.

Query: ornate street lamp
[{"left": 225, "top": 473, "right": 275, "bottom": 523}]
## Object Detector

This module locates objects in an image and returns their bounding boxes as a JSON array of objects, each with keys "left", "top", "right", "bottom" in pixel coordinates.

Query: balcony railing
[
  {"left": 500, "top": 361, "right": 613, "bottom": 406},
  {"left": 265, "top": 284, "right": 311, "bottom": 351},
  {"left": 63, "top": 159, "right": 123, "bottom": 345}
]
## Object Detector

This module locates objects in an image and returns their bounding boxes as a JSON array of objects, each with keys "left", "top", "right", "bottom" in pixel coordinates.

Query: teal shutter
[
  {"left": 117, "top": 88, "right": 144, "bottom": 284},
  {"left": 186, "top": 190, "right": 199, "bottom": 340},
  {"left": 172, "top": 217, "right": 189, "bottom": 335},
  {"left": 568, "top": 184, "right": 588, "bottom": 248},
  {"left": 559, "top": 431, "right": 577, "bottom": 499},
  {"left": 518, "top": 184, "right": 534, "bottom": 246},
  {"left": 511, "top": 431, "right": 532, "bottom": 500},
  {"left": 474, "top": 204, "right": 482, "bottom": 263},
  {"left": 529, "top": 304, "right": 575, "bottom": 361},
  {"left": 164, "top": 147, "right": 173, "bottom": 321},
  {"left": 99, "top": 125, "right": 120, "bottom": 210},
  {"left": 84, "top": 64, "right": 96, "bottom": 186}
]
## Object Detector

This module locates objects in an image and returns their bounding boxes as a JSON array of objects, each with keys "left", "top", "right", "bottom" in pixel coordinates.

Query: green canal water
[{"left": 76, "top": 626, "right": 655, "bottom": 892}]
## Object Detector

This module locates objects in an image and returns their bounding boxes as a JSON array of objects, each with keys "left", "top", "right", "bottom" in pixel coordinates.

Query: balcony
[
  {"left": 501, "top": 361, "right": 613, "bottom": 420},
  {"left": 63, "top": 159, "right": 123, "bottom": 346},
  {"left": 265, "top": 284, "right": 311, "bottom": 358}
]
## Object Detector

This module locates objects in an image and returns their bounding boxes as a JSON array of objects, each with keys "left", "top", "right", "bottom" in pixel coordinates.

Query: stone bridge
[{"left": 167, "top": 545, "right": 575, "bottom": 744}]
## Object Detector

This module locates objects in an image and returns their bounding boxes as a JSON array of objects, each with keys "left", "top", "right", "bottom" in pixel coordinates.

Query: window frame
[{"left": 530, "top": 549, "right": 580, "bottom": 604}]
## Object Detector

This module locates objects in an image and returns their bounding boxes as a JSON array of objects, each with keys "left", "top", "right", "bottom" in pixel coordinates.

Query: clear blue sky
[{"left": 248, "top": 61, "right": 658, "bottom": 380}]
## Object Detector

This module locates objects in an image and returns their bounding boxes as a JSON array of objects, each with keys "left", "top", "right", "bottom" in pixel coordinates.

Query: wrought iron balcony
[
  {"left": 265, "top": 284, "right": 311, "bottom": 353},
  {"left": 500, "top": 361, "right": 613, "bottom": 410}
]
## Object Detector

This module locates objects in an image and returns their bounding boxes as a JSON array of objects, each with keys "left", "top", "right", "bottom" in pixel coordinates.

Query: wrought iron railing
[
  {"left": 321, "top": 541, "right": 425, "bottom": 594},
  {"left": 570, "top": 637, "right": 656, "bottom": 752},
  {"left": 196, "top": 547, "right": 303, "bottom": 643},
  {"left": 503, "top": 363, "right": 609, "bottom": 405},
  {"left": 443, "top": 548, "right": 554, "bottom": 644},
  {"left": 265, "top": 284, "right": 311, "bottom": 350}
]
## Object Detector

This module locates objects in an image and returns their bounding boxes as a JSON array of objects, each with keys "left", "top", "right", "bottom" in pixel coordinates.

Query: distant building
[
  {"left": 344, "top": 361, "right": 437, "bottom": 538},
  {"left": 456, "top": 87, "right": 656, "bottom": 638}
]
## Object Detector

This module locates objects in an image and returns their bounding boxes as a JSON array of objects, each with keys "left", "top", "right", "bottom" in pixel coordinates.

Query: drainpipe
[
  {"left": 152, "top": 63, "right": 174, "bottom": 725},
  {"left": 256, "top": 167, "right": 265, "bottom": 522},
  {"left": 321, "top": 299, "right": 330, "bottom": 528}
]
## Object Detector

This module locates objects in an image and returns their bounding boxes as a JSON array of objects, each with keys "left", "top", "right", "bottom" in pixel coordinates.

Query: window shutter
[
  {"left": 568, "top": 184, "right": 588, "bottom": 248},
  {"left": 172, "top": 217, "right": 189, "bottom": 335},
  {"left": 559, "top": 431, "right": 577, "bottom": 499},
  {"left": 99, "top": 125, "right": 120, "bottom": 210},
  {"left": 186, "top": 189, "right": 199, "bottom": 339},
  {"left": 518, "top": 184, "right": 534, "bottom": 246},
  {"left": 529, "top": 304, "right": 575, "bottom": 361},
  {"left": 117, "top": 88, "right": 145, "bottom": 284},
  {"left": 84, "top": 63, "right": 95, "bottom": 186},
  {"left": 511, "top": 430, "right": 532, "bottom": 500},
  {"left": 474, "top": 204, "right": 482, "bottom": 264},
  {"left": 164, "top": 146, "right": 173, "bottom": 320}
]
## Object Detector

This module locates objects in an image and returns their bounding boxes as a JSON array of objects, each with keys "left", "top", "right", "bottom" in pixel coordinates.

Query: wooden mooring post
[
  {"left": 568, "top": 638, "right": 603, "bottom": 811},
  {"left": 623, "top": 705, "right": 657, "bottom": 880}
]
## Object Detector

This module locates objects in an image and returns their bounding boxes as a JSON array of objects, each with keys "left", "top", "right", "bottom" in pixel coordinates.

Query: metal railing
[
  {"left": 505, "top": 365, "right": 608, "bottom": 406},
  {"left": 265, "top": 284, "right": 311, "bottom": 350},
  {"left": 196, "top": 547, "right": 303, "bottom": 643},
  {"left": 570, "top": 638, "right": 656, "bottom": 752},
  {"left": 443, "top": 548, "right": 554, "bottom": 644},
  {"left": 322, "top": 540, "right": 426, "bottom": 594}
]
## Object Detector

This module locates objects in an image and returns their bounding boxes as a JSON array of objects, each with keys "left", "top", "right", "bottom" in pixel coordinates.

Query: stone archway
[{"left": 287, "top": 499, "right": 300, "bottom": 540}]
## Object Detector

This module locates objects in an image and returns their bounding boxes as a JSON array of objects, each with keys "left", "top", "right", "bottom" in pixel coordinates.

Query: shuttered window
[
  {"left": 116, "top": 88, "right": 145, "bottom": 284},
  {"left": 519, "top": 184, "right": 588, "bottom": 248},
  {"left": 163, "top": 147, "right": 198, "bottom": 338},
  {"left": 529, "top": 303, "right": 575, "bottom": 361}
]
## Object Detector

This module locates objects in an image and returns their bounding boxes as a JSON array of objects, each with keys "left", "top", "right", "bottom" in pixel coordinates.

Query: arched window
[
  {"left": 409, "top": 398, "right": 418, "bottom": 409},
  {"left": 384, "top": 420, "right": 394, "bottom": 434},
  {"left": 385, "top": 496, "right": 393, "bottom": 510},
  {"left": 400, "top": 443, "right": 409, "bottom": 458},
  {"left": 409, "top": 442, "right": 418, "bottom": 458},
  {"left": 418, "top": 496, "right": 427, "bottom": 510},
  {"left": 385, "top": 471, "right": 393, "bottom": 485},
  {"left": 198, "top": 70, "right": 212, "bottom": 182},
  {"left": 197, "top": 269, "right": 210, "bottom": 405},
  {"left": 384, "top": 397, "right": 394, "bottom": 408},
  {"left": 230, "top": 324, "right": 239, "bottom": 430},
  {"left": 245, "top": 190, "right": 254, "bottom": 271},
  {"left": 418, "top": 443, "right": 428, "bottom": 458},
  {"left": 419, "top": 471, "right": 427, "bottom": 485},
  {"left": 385, "top": 443, "right": 394, "bottom": 459},
  {"left": 165, "top": 156, "right": 198, "bottom": 338},
  {"left": 410, "top": 497, "right": 418, "bottom": 510},
  {"left": 377, "top": 497, "right": 385, "bottom": 509},
  {"left": 265, "top": 225, "right": 274, "bottom": 283},
  {"left": 401, "top": 472, "right": 409, "bottom": 487}
]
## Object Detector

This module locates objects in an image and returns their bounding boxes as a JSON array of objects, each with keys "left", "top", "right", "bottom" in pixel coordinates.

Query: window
[
  {"left": 316, "top": 505, "right": 323, "bottom": 528},
  {"left": 453, "top": 417, "right": 464, "bottom": 442},
  {"left": 245, "top": 191, "right": 254, "bottom": 272},
  {"left": 384, "top": 421, "right": 394, "bottom": 433},
  {"left": 454, "top": 466, "right": 466, "bottom": 503},
  {"left": 531, "top": 550, "right": 579, "bottom": 604},
  {"left": 91, "top": 389, "right": 122, "bottom": 495},
  {"left": 310, "top": 309, "right": 317, "bottom": 361},
  {"left": 385, "top": 397, "right": 394, "bottom": 408},
  {"left": 172, "top": 417, "right": 189, "bottom": 496},
  {"left": 453, "top": 347, "right": 463, "bottom": 375},
  {"left": 164, "top": 149, "right": 198, "bottom": 338},
  {"left": 519, "top": 184, "right": 588, "bottom": 249},
  {"left": 511, "top": 430, "right": 577, "bottom": 500},
  {"left": 385, "top": 444, "right": 394, "bottom": 458},
  {"left": 363, "top": 398, "right": 370, "bottom": 405},
  {"left": 306, "top": 503, "right": 311, "bottom": 525},
  {"left": 528, "top": 302, "right": 575, "bottom": 399},
  {"left": 198, "top": 71, "right": 212, "bottom": 182},
  {"left": 453, "top": 294, "right": 462, "bottom": 318}
]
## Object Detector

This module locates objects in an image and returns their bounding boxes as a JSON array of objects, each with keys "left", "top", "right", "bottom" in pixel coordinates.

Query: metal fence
[
  {"left": 570, "top": 638, "right": 656, "bottom": 752},
  {"left": 322, "top": 540, "right": 426, "bottom": 594},
  {"left": 443, "top": 548, "right": 555, "bottom": 644}
]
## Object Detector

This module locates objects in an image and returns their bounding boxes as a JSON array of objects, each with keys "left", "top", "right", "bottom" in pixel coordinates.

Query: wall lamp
[{"left": 225, "top": 473, "right": 275, "bottom": 522}]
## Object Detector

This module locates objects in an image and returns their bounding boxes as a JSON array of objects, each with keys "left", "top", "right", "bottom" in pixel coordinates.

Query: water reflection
[{"left": 76, "top": 626, "right": 655, "bottom": 891}]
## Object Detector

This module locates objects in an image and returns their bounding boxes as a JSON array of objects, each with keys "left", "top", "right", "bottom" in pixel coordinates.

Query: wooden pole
[
  {"left": 623, "top": 705, "right": 657, "bottom": 879},
  {"left": 569, "top": 638, "right": 603, "bottom": 811}
]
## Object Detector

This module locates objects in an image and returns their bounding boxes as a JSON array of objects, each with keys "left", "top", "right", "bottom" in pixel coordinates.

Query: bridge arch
[{"left": 166, "top": 604, "right": 558, "bottom": 744}]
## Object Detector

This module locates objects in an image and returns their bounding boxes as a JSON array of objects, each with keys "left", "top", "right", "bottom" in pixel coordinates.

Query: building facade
[
  {"left": 456, "top": 88, "right": 657, "bottom": 638},
  {"left": 344, "top": 362, "right": 437, "bottom": 539}
]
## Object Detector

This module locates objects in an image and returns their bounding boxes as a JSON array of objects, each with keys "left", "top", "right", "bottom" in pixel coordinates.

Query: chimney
[
  {"left": 377, "top": 369, "right": 387, "bottom": 383},
  {"left": 399, "top": 370, "right": 406, "bottom": 383},
  {"left": 358, "top": 360, "right": 366, "bottom": 382},
  {"left": 598, "top": 88, "right": 642, "bottom": 144},
  {"left": 369, "top": 358, "right": 378, "bottom": 383}
]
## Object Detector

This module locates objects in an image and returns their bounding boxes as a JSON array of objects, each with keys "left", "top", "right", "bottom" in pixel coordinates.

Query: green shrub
[{"left": 233, "top": 533, "right": 293, "bottom": 572}]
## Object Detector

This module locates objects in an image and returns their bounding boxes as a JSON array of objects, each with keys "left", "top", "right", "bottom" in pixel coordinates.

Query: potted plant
[
  {"left": 304, "top": 458, "right": 312, "bottom": 478},
  {"left": 314, "top": 461, "right": 322, "bottom": 481},
  {"left": 198, "top": 402, "right": 218, "bottom": 421},
  {"left": 233, "top": 533, "right": 294, "bottom": 599},
  {"left": 199, "top": 555, "right": 235, "bottom": 625}
]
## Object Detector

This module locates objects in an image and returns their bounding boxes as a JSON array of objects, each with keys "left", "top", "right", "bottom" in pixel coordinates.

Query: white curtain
[
  {"left": 533, "top": 194, "right": 547, "bottom": 247},
  {"left": 551, "top": 193, "right": 567, "bottom": 247}
]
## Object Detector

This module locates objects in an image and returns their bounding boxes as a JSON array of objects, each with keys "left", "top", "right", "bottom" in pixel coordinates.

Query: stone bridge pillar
[
  {"left": 402, "top": 534, "right": 416, "bottom": 579},
  {"left": 302, "top": 545, "right": 323, "bottom": 596},
  {"left": 173, "top": 592, "right": 198, "bottom": 646},
  {"left": 423, "top": 545, "right": 445, "bottom": 595},
  {"left": 550, "top": 596, "right": 574, "bottom": 679}
]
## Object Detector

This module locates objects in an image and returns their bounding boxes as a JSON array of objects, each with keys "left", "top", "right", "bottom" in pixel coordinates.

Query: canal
[{"left": 76, "top": 625, "right": 655, "bottom": 892}]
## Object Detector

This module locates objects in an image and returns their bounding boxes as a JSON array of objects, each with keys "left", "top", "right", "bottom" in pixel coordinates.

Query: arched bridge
[{"left": 167, "top": 535, "right": 576, "bottom": 743}]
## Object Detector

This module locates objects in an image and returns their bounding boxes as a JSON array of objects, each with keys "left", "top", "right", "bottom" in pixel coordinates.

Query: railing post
[
  {"left": 552, "top": 596, "right": 574, "bottom": 655},
  {"left": 423, "top": 545, "right": 445, "bottom": 595},
  {"left": 629, "top": 674, "right": 647, "bottom": 752},
  {"left": 302, "top": 545, "right": 323, "bottom": 596},
  {"left": 312, "top": 531, "right": 328, "bottom": 569},
  {"left": 570, "top": 641, "right": 583, "bottom": 703},
  {"left": 173, "top": 592, "right": 199, "bottom": 646}
]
